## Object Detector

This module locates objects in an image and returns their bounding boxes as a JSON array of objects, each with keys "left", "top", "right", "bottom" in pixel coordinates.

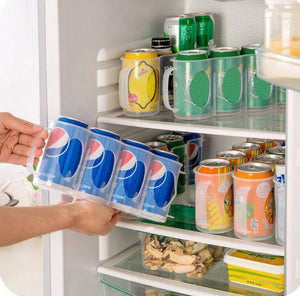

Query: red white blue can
[
  {"left": 78, "top": 128, "right": 122, "bottom": 200},
  {"left": 35, "top": 116, "right": 90, "bottom": 190}
]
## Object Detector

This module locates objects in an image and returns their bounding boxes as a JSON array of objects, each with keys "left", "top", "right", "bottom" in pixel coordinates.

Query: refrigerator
[{"left": 35, "top": 0, "right": 300, "bottom": 295}]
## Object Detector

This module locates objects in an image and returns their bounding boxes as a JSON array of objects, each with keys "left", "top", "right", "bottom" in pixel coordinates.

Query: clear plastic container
[
  {"left": 274, "top": 180, "right": 286, "bottom": 246},
  {"left": 224, "top": 249, "right": 284, "bottom": 293}
]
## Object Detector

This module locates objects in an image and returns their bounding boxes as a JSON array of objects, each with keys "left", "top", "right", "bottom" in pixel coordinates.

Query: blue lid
[
  {"left": 58, "top": 116, "right": 88, "bottom": 129},
  {"left": 152, "top": 150, "right": 179, "bottom": 161},
  {"left": 90, "top": 127, "right": 120, "bottom": 140},
  {"left": 122, "top": 139, "right": 150, "bottom": 151}
]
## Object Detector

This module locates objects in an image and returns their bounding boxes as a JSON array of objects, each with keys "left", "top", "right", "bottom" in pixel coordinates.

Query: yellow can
[{"left": 120, "top": 48, "right": 160, "bottom": 117}]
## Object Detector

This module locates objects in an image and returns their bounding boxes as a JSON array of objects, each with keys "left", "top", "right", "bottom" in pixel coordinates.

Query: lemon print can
[
  {"left": 119, "top": 49, "right": 159, "bottom": 117},
  {"left": 194, "top": 159, "right": 233, "bottom": 234},
  {"left": 211, "top": 47, "right": 244, "bottom": 114}
]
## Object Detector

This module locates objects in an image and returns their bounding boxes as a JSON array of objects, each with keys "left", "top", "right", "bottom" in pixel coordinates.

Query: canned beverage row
[
  {"left": 195, "top": 138, "right": 286, "bottom": 244},
  {"left": 33, "top": 116, "right": 182, "bottom": 223}
]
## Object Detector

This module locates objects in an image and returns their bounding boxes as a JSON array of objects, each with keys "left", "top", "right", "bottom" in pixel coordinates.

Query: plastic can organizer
[{"left": 224, "top": 249, "right": 284, "bottom": 293}]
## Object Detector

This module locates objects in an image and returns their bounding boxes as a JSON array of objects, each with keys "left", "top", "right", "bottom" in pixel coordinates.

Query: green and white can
[
  {"left": 277, "top": 87, "right": 286, "bottom": 108},
  {"left": 241, "top": 44, "right": 274, "bottom": 111},
  {"left": 211, "top": 47, "right": 244, "bottom": 114},
  {"left": 164, "top": 16, "right": 196, "bottom": 53}
]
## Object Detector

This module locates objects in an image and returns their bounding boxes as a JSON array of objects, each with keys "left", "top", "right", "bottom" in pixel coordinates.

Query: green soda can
[
  {"left": 241, "top": 44, "right": 274, "bottom": 111},
  {"left": 211, "top": 47, "right": 244, "bottom": 114},
  {"left": 157, "top": 134, "right": 187, "bottom": 194},
  {"left": 277, "top": 87, "right": 286, "bottom": 108},
  {"left": 164, "top": 16, "right": 196, "bottom": 53},
  {"left": 195, "top": 13, "right": 215, "bottom": 49}
]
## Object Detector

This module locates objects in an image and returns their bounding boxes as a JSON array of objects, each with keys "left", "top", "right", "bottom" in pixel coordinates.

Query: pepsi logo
[
  {"left": 118, "top": 150, "right": 137, "bottom": 179},
  {"left": 45, "top": 128, "right": 69, "bottom": 157},
  {"left": 85, "top": 140, "right": 105, "bottom": 169},
  {"left": 148, "top": 160, "right": 167, "bottom": 189},
  {"left": 189, "top": 143, "right": 200, "bottom": 166}
]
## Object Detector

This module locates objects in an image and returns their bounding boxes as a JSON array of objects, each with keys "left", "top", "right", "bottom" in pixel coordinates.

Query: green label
[{"left": 179, "top": 19, "right": 195, "bottom": 51}]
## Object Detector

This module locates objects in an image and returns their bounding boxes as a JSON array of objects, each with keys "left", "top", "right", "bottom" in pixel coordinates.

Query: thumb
[{"left": 3, "top": 113, "right": 43, "bottom": 135}]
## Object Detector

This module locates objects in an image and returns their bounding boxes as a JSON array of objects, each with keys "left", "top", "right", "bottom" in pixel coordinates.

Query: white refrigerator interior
[{"left": 37, "top": 0, "right": 299, "bottom": 295}]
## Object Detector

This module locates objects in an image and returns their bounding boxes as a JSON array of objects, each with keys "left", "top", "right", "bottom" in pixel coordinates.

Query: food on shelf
[{"left": 142, "top": 234, "right": 223, "bottom": 278}]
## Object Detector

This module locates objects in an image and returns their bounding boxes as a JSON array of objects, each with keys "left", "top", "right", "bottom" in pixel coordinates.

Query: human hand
[
  {"left": 67, "top": 200, "right": 123, "bottom": 236},
  {"left": 0, "top": 112, "right": 48, "bottom": 165}
]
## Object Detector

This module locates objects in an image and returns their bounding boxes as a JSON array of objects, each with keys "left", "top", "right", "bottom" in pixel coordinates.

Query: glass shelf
[
  {"left": 97, "top": 108, "right": 286, "bottom": 140},
  {"left": 98, "top": 245, "right": 283, "bottom": 296}
]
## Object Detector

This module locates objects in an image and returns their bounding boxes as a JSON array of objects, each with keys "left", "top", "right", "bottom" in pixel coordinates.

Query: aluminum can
[
  {"left": 275, "top": 158, "right": 286, "bottom": 184},
  {"left": 194, "top": 13, "right": 215, "bottom": 49},
  {"left": 242, "top": 44, "right": 274, "bottom": 111},
  {"left": 194, "top": 159, "right": 233, "bottom": 233},
  {"left": 175, "top": 132, "right": 203, "bottom": 185},
  {"left": 211, "top": 47, "right": 243, "bottom": 114},
  {"left": 216, "top": 150, "right": 247, "bottom": 169},
  {"left": 157, "top": 134, "right": 187, "bottom": 194},
  {"left": 254, "top": 153, "right": 285, "bottom": 172},
  {"left": 232, "top": 142, "right": 262, "bottom": 160},
  {"left": 247, "top": 138, "right": 274, "bottom": 152},
  {"left": 36, "top": 116, "right": 89, "bottom": 190},
  {"left": 269, "top": 146, "right": 286, "bottom": 157},
  {"left": 234, "top": 162, "right": 274, "bottom": 241},
  {"left": 163, "top": 16, "right": 196, "bottom": 53},
  {"left": 277, "top": 87, "right": 286, "bottom": 108},
  {"left": 110, "top": 139, "right": 152, "bottom": 211},
  {"left": 78, "top": 128, "right": 122, "bottom": 200},
  {"left": 141, "top": 150, "right": 181, "bottom": 222},
  {"left": 145, "top": 141, "right": 168, "bottom": 151}
]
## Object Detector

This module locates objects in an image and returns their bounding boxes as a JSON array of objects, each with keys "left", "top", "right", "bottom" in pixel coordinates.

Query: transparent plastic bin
[
  {"left": 274, "top": 181, "right": 286, "bottom": 246},
  {"left": 194, "top": 169, "right": 233, "bottom": 234},
  {"left": 142, "top": 233, "right": 224, "bottom": 278},
  {"left": 233, "top": 174, "right": 274, "bottom": 241}
]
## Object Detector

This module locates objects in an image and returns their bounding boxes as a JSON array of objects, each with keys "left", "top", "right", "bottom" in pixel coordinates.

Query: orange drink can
[
  {"left": 254, "top": 153, "right": 285, "bottom": 172},
  {"left": 194, "top": 159, "right": 233, "bottom": 234},
  {"left": 217, "top": 150, "right": 248, "bottom": 169},
  {"left": 232, "top": 142, "right": 262, "bottom": 160},
  {"left": 233, "top": 162, "right": 274, "bottom": 241},
  {"left": 247, "top": 138, "right": 274, "bottom": 153}
]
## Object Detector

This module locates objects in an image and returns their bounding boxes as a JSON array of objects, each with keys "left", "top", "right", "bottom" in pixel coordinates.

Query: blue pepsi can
[
  {"left": 141, "top": 150, "right": 182, "bottom": 222},
  {"left": 78, "top": 128, "right": 122, "bottom": 200},
  {"left": 110, "top": 139, "right": 152, "bottom": 212},
  {"left": 175, "top": 132, "right": 203, "bottom": 185},
  {"left": 35, "top": 116, "right": 90, "bottom": 190}
]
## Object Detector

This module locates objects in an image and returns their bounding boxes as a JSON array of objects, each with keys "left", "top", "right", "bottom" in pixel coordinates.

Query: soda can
[
  {"left": 157, "top": 134, "right": 187, "bottom": 194},
  {"left": 277, "top": 87, "right": 286, "bottom": 108},
  {"left": 232, "top": 142, "right": 262, "bottom": 160},
  {"left": 254, "top": 153, "right": 285, "bottom": 172},
  {"left": 163, "top": 16, "right": 196, "bottom": 53},
  {"left": 141, "top": 150, "right": 182, "bottom": 222},
  {"left": 194, "top": 159, "right": 233, "bottom": 234},
  {"left": 211, "top": 47, "right": 244, "bottom": 115},
  {"left": 194, "top": 13, "right": 215, "bottom": 49},
  {"left": 233, "top": 162, "right": 274, "bottom": 241},
  {"left": 275, "top": 159, "right": 286, "bottom": 184},
  {"left": 246, "top": 138, "right": 273, "bottom": 152},
  {"left": 78, "top": 128, "right": 122, "bottom": 200},
  {"left": 35, "top": 116, "right": 90, "bottom": 191},
  {"left": 174, "top": 132, "right": 203, "bottom": 185},
  {"left": 110, "top": 139, "right": 152, "bottom": 212},
  {"left": 216, "top": 150, "right": 247, "bottom": 169},
  {"left": 145, "top": 141, "right": 168, "bottom": 151},
  {"left": 242, "top": 44, "right": 274, "bottom": 111},
  {"left": 269, "top": 146, "right": 285, "bottom": 158}
]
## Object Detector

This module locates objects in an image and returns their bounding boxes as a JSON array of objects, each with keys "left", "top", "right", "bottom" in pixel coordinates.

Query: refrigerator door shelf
[
  {"left": 97, "top": 245, "right": 282, "bottom": 296},
  {"left": 97, "top": 109, "right": 286, "bottom": 140}
]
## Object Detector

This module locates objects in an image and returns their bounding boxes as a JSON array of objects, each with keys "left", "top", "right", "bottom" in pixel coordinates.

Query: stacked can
[
  {"left": 232, "top": 142, "right": 262, "bottom": 161},
  {"left": 216, "top": 150, "right": 248, "bottom": 170},
  {"left": 194, "top": 159, "right": 233, "bottom": 234},
  {"left": 269, "top": 146, "right": 285, "bottom": 157},
  {"left": 211, "top": 47, "right": 244, "bottom": 115},
  {"left": 157, "top": 134, "right": 187, "bottom": 194},
  {"left": 145, "top": 141, "right": 168, "bottom": 151},
  {"left": 254, "top": 153, "right": 285, "bottom": 172},
  {"left": 247, "top": 138, "right": 274, "bottom": 153}
]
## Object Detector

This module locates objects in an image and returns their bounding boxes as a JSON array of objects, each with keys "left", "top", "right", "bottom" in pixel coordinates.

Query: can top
[
  {"left": 217, "top": 150, "right": 247, "bottom": 159},
  {"left": 58, "top": 116, "right": 88, "bottom": 129},
  {"left": 200, "top": 158, "right": 231, "bottom": 168},
  {"left": 269, "top": 146, "right": 286, "bottom": 155},
  {"left": 247, "top": 138, "right": 272, "bottom": 143},
  {"left": 157, "top": 134, "right": 184, "bottom": 143},
  {"left": 210, "top": 47, "right": 240, "bottom": 58},
  {"left": 152, "top": 149, "right": 179, "bottom": 161},
  {"left": 176, "top": 50, "right": 208, "bottom": 61},
  {"left": 241, "top": 44, "right": 260, "bottom": 55},
  {"left": 124, "top": 48, "right": 158, "bottom": 60},
  {"left": 146, "top": 141, "right": 167, "bottom": 150},
  {"left": 90, "top": 127, "right": 120, "bottom": 140},
  {"left": 151, "top": 37, "right": 171, "bottom": 49},
  {"left": 232, "top": 142, "right": 261, "bottom": 151},
  {"left": 237, "top": 162, "right": 272, "bottom": 173},
  {"left": 122, "top": 139, "right": 150, "bottom": 151},
  {"left": 255, "top": 153, "right": 284, "bottom": 164}
]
